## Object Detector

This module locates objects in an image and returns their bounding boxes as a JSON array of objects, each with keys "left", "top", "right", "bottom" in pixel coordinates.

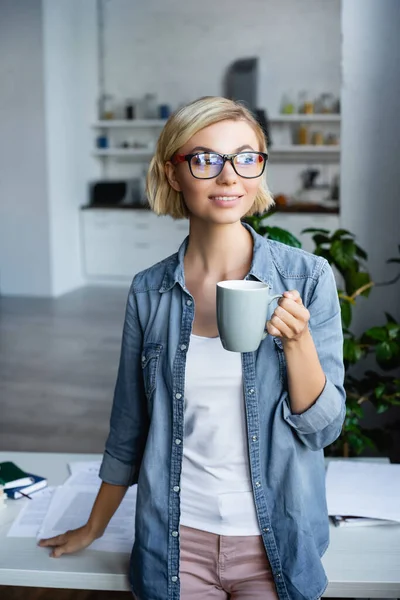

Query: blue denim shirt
[{"left": 99, "top": 223, "right": 345, "bottom": 600}]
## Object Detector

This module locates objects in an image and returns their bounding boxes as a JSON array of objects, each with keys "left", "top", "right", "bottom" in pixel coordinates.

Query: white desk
[{"left": 0, "top": 451, "right": 399, "bottom": 597}]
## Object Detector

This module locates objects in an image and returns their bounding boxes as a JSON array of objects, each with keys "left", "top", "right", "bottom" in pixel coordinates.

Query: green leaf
[
  {"left": 387, "top": 322, "right": 400, "bottom": 340},
  {"left": 331, "top": 229, "right": 355, "bottom": 240},
  {"left": 376, "top": 341, "right": 395, "bottom": 361},
  {"left": 364, "top": 327, "right": 388, "bottom": 342},
  {"left": 385, "top": 312, "right": 397, "bottom": 323},
  {"left": 312, "top": 234, "right": 332, "bottom": 246},
  {"left": 330, "top": 239, "right": 357, "bottom": 269},
  {"left": 265, "top": 226, "right": 302, "bottom": 248},
  {"left": 355, "top": 245, "right": 368, "bottom": 260},
  {"left": 301, "top": 227, "right": 330, "bottom": 234},
  {"left": 374, "top": 383, "right": 386, "bottom": 399},
  {"left": 340, "top": 301, "right": 352, "bottom": 329},
  {"left": 343, "top": 338, "right": 364, "bottom": 363},
  {"left": 314, "top": 247, "right": 332, "bottom": 262},
  {"left": 344, "top": 270, "right": 372, "bottom": 297}
]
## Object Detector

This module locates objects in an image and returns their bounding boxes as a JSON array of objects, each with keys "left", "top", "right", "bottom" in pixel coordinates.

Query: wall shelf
[
  {"left": 93, "top": 145, "right": 340, "bottom": 161},
  {"left": 92, "top": 114, "right": 341, "bottom": 128}
]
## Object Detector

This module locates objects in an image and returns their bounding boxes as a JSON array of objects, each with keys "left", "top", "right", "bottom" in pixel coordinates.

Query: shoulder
[
  {"left": 131, "top": 252, "right": 178, "bottom": 294},
  {"left": 265, "top": 237, "right": 328, "bottom": 281}
]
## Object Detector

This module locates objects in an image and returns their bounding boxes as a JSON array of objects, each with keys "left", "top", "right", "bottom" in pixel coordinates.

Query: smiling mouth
[{"left": 209, "top": 195, "right": 242, "bottom": 201}]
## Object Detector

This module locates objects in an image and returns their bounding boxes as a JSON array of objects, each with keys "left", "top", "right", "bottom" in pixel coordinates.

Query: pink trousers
[{"left": 179, "top": 524, "right": 280, "bottom": 599}]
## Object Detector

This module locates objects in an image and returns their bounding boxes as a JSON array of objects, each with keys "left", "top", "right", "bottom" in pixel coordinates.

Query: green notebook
[{"left": 0, "top": 461, "right": 34, "bottom": 490}]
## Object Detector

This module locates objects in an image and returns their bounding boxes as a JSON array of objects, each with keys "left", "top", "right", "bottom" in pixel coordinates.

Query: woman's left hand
[{"left": 266, "top": 290, "right": 310, "bottom": 342}]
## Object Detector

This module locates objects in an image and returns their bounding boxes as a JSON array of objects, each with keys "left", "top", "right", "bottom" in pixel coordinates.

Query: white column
[
  {"left": 0, "top": 0, "right": 52, "bottom": 296},
  {"left": 341, "top": 0, "right": 400, "bottom": 327}
]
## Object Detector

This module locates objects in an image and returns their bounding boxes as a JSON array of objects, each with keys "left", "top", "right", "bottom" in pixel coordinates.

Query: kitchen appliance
[
  {"left": 89, "top": 179, "right": 145, "bottom": 207},
  {"left": 225, "top": 57, "right": 258, "bottom": 112}
]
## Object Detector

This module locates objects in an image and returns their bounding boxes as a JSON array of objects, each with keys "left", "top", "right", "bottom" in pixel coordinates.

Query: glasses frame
[{"left": 171, "top": 151, "right": 268, "bottom": 180}]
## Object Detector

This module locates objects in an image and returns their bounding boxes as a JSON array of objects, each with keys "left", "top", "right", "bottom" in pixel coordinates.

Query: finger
[
  {"left": 266, "top": 320, "right": 282, "bottom": 337},
  {"left": 278, "top": 298, "right": 309, "bottom": 321},
  {"left": 283, "top": 290, "right": 302, "bottom": 304},
  {"left": 269, "top": 314, "right": 292, "bottom": 338},
  {"left": 51, "top": 545, "right": 67, "bottom": 558},
  {"left": 273, "top": 306, "right": 308, "bottom": 337},
  {"left": 38, "top": 534, "right": 67, "bottom": 547}
]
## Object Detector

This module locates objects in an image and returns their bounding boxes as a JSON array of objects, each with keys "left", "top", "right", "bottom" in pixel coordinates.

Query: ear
[{"left": 165, "top": 161, "right": 182, "bottom": 192}]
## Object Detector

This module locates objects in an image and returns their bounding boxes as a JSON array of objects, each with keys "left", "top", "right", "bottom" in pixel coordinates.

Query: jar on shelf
[
  {"left": 100, "top": 94, "right": 115, "bottom": 120},
  {"left": 312, "top": 131, "right": 324, "bottom": 145},
  {"left": 298, "top": 91, "right": 314, "bottom": 114},
  {"left": 297, "top": 124, "right": 309, "bottom": 145},
  {"left": 143, "top": 93, "right": 158, "bottom": 119}
]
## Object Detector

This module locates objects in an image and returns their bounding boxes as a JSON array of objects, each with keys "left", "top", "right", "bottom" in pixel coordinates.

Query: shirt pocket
[
  {"left": 141, "top": 342, "right": 163, "bottom": 399},
  {"left": 273, "top": 337, "right": 287, "bottom": 386}
]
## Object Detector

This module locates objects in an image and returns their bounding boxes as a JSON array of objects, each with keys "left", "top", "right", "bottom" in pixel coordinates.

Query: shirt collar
[{"left": 159, "top": 222, "right": 274, "bottom": 293}]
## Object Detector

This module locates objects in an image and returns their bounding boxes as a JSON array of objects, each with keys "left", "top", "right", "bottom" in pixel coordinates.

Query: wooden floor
[{"left": 0, "top": 287, "right": 128, "bottom": 453}]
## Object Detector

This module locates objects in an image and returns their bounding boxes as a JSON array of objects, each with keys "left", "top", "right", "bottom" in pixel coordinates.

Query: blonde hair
[{"left": 146, "top": 96, "right": 274, "bottom": 219}]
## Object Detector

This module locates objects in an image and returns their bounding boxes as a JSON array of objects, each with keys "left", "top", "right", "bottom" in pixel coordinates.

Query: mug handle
[{"left": 262, "top": 294, "right": 283, "bottom": 340}]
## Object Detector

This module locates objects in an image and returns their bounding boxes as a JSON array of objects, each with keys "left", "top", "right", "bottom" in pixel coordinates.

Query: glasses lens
[
  {"left": 190, "top": 153, "right": 223, "bottom": 178},
  {"left": 234, "top": 152, "right": 265, "bottom": 178}
]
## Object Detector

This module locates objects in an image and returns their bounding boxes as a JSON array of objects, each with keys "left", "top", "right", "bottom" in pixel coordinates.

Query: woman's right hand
[{"left": 38, "top": 524, "right": 99, "bottom": 558}]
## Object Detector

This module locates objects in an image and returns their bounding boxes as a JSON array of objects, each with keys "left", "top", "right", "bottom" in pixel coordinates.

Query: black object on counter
[{"left": 90, "top": 179, "right": 143, "bottom": 207}]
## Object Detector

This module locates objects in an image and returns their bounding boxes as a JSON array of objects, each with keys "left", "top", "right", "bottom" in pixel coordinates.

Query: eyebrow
[{"left": 187, "top": 145, "right": 256, "bottom": 154}]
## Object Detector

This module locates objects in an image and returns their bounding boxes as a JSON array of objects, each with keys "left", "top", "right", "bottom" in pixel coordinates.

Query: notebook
[
  {"left": 0, "top": 461, "right": 34, "bottom": 490},
  {"left": 4, "top": 473, "right": 48, "bottom": 499}
]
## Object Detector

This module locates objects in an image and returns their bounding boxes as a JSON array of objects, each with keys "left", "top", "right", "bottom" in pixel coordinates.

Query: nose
[{"left": 215, "top": 158, "right": 237, "bottom": 185}]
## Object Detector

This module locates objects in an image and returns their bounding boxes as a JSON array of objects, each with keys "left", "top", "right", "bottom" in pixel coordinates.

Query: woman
[{"left": 39, "top": 97, "right": 345, "bottom": 600}]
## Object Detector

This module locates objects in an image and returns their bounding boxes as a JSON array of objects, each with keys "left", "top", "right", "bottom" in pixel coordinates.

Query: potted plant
[{"left": 244, "top": 212, "right": 400, "bottom": 458}]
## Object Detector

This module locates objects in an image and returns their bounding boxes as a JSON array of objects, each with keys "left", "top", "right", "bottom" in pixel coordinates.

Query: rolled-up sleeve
[
  {"left": 99, "top": 280, "right": 149, "bottom": 486},
  {"left": 282, "top": 261, "right": 346, "bottom": 451}
]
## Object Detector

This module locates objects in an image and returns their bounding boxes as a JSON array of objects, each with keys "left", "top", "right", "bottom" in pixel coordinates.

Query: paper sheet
[
  {"left": 326, "top": 460, "right": 400, "bottom": 522},
  {"left": 38, "top": 469, "right": 137, "bottom": 553},
  {"left": 68, "top": 460, "right": 102, "bottom": 475},
  {"left": 7, "top": 487, "right": 56, "bottom": 537}
]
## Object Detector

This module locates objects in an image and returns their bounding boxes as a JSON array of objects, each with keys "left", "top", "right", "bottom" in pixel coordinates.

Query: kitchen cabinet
[{"left": 80, "top": 209, "right": 339, "bottom": 283}]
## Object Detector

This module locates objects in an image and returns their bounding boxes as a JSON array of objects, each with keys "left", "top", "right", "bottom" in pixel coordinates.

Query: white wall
[
  {"left": 0, "top": 0, "right": 99, "bottom": 296},
  {"left": 103, "top": 0, "right": 341, "bottom": 114},
  {"left": 100, "top": 0, "right": 342, "bottom": 197},
  {"left": 0, "top": 0, "right": 52, "bottom": 295},
  {"left": 341, "top": 0, "right": 400, "bottom": 327},
  {"left": 42, "top": 0, "right": 99, "bottom": 296}
]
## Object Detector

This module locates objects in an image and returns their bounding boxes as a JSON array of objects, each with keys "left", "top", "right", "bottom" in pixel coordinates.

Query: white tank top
[{"left": 180, "top": 334, "right": 260, "bottom": 535}]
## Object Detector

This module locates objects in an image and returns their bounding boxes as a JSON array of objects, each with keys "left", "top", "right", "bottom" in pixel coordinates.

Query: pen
[{"left": 18, "top": 491, "right": 32, "bottom": 500}]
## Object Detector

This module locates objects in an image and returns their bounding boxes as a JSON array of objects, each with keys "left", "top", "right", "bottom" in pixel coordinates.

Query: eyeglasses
[{"left": 171, "top": 151, "right": 268, "bottom": 180}]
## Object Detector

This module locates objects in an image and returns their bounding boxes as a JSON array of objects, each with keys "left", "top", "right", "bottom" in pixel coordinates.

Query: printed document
[{"left": 326, "top": 460, "right": 400, "bottom": 522}]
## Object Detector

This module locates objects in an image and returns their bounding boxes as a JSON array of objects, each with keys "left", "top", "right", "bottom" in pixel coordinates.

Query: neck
[{"left": 184, "top": 217, "right": 253, "bottom": 281}]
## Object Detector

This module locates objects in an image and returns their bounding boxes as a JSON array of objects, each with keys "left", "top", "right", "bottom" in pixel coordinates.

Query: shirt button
[
  {"left": 171, "top": 575, "right": 178, "bottom": 582},
  {"left": 249, "top": 388, "right": 255, "bottom": 394},
  {"left": 141, "top": 355, "right": 146, "bottom": 362},
  {"left": 276, "top": 573, "right": 282, "bottom": 578},
  {"left": 263, "top": 527, "right": 270, "bottom": 532},
  {"left": 186, "top": 300, "right": 192, "bottom": 306},
  {"left": 175, "top": 393, "right": 182, "bottom": 399},
  {"left": 173, "top": 486, "right": 180, "bottom": 492},
  {"left": 255, "top": 481, "right": 261, "bottom": 487},
  {"left": 171, "top": 530, "right": 179, "bottom": 537},
  {"left": 252, "top": 435, "right": 257, "bottom": 441},
  {"left": 180, "top": 344, "right": 187, "bottom": 351},
  {"left": 175, "top": 438, "right": 182, "bottom": 445}
]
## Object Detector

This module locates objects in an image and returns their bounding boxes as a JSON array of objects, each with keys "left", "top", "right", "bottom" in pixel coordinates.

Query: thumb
[{"left": 51, "top": 545, "right": 66, "bottom": 558}]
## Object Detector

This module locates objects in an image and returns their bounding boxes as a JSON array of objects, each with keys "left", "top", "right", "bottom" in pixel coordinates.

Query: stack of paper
[
  {"left": 8, "top": 461, "right": 137, "bottom": 553},
  {"left": 326, "top": 460, "right": 400, "bottom": 527}
]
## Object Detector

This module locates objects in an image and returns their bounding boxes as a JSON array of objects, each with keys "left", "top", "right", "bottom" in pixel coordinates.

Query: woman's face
[{"left": 166, "top": 119, "right": 263, "bottom": 225}]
